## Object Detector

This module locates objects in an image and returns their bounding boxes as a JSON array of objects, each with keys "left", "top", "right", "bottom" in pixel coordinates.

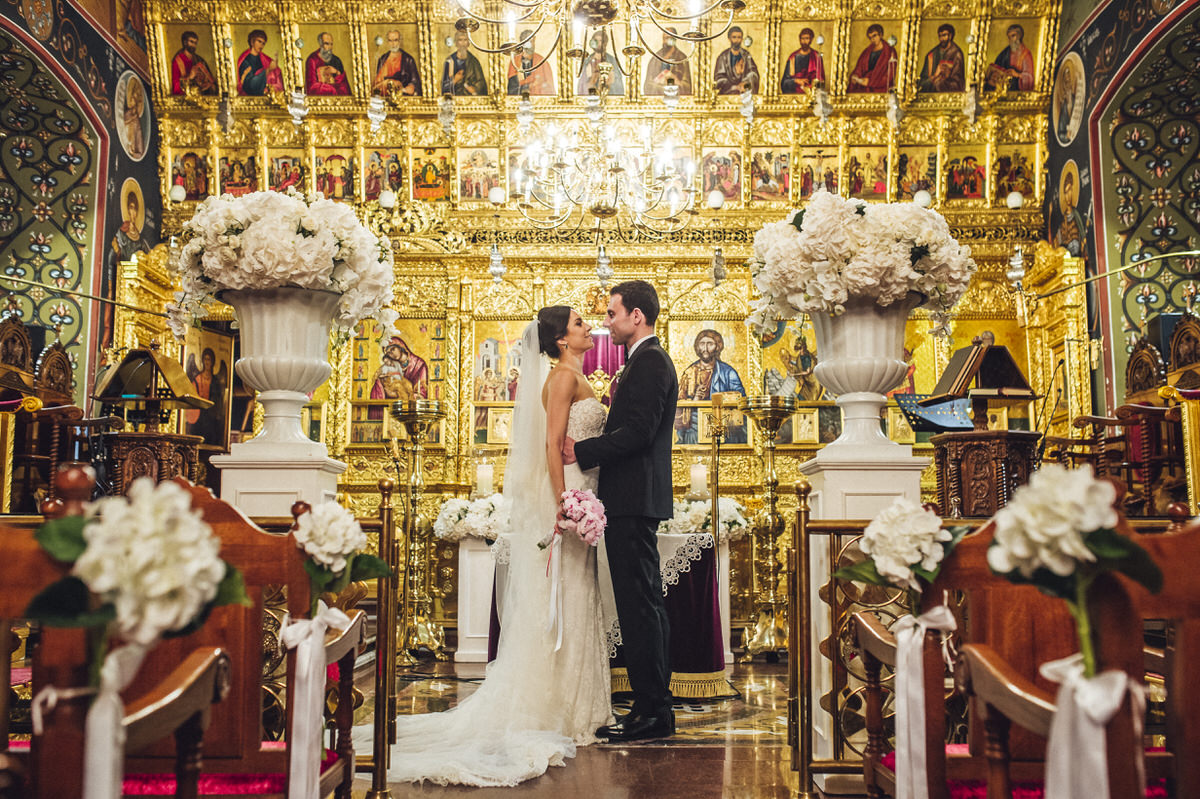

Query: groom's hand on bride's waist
[{"left": 562, "top": 436, "right": 577, "bottom": 465}]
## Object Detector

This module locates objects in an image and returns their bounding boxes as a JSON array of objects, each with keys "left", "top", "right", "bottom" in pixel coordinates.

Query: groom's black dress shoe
[{"left": 597, "top": 710, "right": 674, "bottom": 742}]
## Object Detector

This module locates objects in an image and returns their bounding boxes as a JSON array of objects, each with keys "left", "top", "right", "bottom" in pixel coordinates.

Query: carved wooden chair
[
  {"left": 0, "top": 465, "right": 232, "bottom": 798},
  {"left": 123, "top": 479, "right": 366, "bottom": 799}
]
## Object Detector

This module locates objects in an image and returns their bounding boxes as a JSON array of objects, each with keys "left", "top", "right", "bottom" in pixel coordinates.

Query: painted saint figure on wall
[
  {"left": 578, "top": 30, "right": 624, "bottom": 95},
  {"left": 848, "top": 24, "right": 896, "bottom": 93},
  {"left": 442, "top": 29, "right": 487, "bottom": 96},
  {"left": 780, "top": 28, "right": 825, "bottom": 94},
  {"left": 507, "top": 31, "right": 554, "bottom": 95},
  {"left": 917, "top": 24, "right": 965, "bottom": 93},
  {"left": 675, "top": 329, "right": 747, "bottom": 444},
  {"left": 170, "top": 31, "right": 217, "bottom": 95},
  {"left": 371, "top": 336, "right": 429, "bottom": 400},
  {"left": 713, "top": 26, "right": 759, "bottom": 94},
  {"left": 306, "top": 32, "right": 351, "bottom": 95},
  {"left": 984, "top": 24, "right": 1035, "bottom": 91},
  {"left": 374, "top": 30, "right": 422, "bottom": 96},
  {"left": 237, "top": 29, "right": 284, "bottom": 96},
  {"left": 643, "top": 27, "right": 692, "bottom": 96}
]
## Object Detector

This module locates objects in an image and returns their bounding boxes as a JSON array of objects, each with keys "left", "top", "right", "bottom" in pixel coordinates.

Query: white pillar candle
[
  {"left": 476, "top": 463, "right": 494, "bottom": 496},
  {"left": 689, "top": 462, "right": 707, "bottom": 496}
]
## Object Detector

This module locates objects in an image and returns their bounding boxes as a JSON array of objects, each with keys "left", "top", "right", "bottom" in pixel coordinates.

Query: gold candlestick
[
  {"left": 739, "top": 394, "right": 798, "bottom": 660},
  {"left": 390, "top": 399, "right": 448, "bottom": 663}
]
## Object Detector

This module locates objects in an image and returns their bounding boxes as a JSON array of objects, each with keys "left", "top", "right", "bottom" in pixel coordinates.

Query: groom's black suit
[{"left": 575, "top": 335, "right": 678, "bottom": 719}]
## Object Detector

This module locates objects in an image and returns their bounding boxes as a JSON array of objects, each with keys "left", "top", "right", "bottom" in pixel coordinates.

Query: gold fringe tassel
[{"left": 609, "top": 668, "right": 737, "bottom": 700}]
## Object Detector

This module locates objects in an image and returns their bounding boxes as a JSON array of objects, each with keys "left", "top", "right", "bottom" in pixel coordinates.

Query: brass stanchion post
[
  {"left": 794, "top": 479, "right": 814, "bottom": 796},
  {"left": 367, "top": 479, "right": 397, "bottom": 798}
]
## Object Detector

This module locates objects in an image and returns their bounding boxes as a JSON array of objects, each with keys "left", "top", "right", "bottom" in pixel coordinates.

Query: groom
[{"left": 564, "top": 280, "right": 678, "bottom": 742}]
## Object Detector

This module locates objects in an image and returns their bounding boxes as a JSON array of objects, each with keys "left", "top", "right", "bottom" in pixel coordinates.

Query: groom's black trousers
[{"left": 606, "top": 514, "right": 672, "bottom": 716}]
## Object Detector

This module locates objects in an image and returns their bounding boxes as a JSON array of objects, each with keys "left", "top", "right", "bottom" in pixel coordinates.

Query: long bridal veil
[{"left": 377, "top": 320, "right": 579, "bottom": 787}]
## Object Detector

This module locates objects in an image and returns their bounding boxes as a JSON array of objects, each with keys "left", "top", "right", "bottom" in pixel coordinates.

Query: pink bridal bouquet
[{"left": 540, "top": 488, "right": 607, "bottom": 548}]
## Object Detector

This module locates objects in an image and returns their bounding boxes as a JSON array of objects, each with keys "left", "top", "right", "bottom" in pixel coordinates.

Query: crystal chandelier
[
  {"left": 508, "top": 66, "right": 697, "bottom": 239},
  {"left": 454, "top": 0, "right": 744, "bottom": 78}
]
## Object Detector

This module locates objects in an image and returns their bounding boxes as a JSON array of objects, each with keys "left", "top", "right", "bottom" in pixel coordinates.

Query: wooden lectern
[{"left": 921, "top": 340, "right": 1040, "bottom": 517}]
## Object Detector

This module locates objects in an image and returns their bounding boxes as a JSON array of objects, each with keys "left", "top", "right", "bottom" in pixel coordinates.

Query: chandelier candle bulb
[
  {"left": 690, "top": 462, "right": 708, "bottom": 496},
  {"left": 476, "top": 462, "right": 494, "bottom": 496}
]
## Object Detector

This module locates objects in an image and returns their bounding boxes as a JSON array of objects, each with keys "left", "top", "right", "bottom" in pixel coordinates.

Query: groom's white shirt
[{"left": 625, "top": 334, "right": 653, "bottom": 359}]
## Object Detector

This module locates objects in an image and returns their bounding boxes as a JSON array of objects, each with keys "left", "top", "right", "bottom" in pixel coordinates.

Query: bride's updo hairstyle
[{"left": 536, "top": 306, "right": 571, "bottom": 357}]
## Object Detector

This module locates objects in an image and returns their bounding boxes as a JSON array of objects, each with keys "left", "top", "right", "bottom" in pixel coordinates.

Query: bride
[{"left": 377, "top": 306, "right": 614, "bottom": 786}]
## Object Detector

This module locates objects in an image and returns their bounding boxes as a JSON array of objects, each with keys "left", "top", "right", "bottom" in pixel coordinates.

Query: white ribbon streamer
[
  {"left": 1040, "top": 653, "right": 1146, "bottom": 799},
  {"left": 281, "top": 606, "right": 351, "bottom": 799},
  {"left": 893, "top": 606, "right": 957, "bottom": 799},
  {"left": 545, "top": 531, "right": 564, "bottom": 652}
]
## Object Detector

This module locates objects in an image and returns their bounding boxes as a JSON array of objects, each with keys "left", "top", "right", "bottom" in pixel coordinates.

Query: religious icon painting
[
  {"left": 778, "top": 22, "right": 832, "bottom": 96},
  {"left": 983, "top": 19, "right": 1038, "bottom": 92},
  {"left": 796, "top": 148, "right": 838, "bottom": 199},
  {"left": 915, "top": 20, "right": 968, "bottom": 94},
  {"left": 171, "top": 151, "right": 210, "bottom": 201},
  {"left": 411, "top": 147, "right": 452, "bottom": 202},
  {"left": 505, "top": 25, "right": 556, "bottom": 96},
  {"left": 114, "top": 71, "right": 150, "bottom": 161},
  {"left": 352, "top": 319, "right": 443, "bottom": 444},
  {"left": 487, "top": 408, "right": 513, "bottom": 444},
  {"left": 749, "top": 148, "right": 790, "bottom": 203},
  {"left": 314, "top": 150, "right": 355, "bottom": 201},
  {"left": 457, "top": 148, "right": 500, "bottom": 204},
  {"left": 668, "top": 321, "right": 751, "bottom": 446},
  {"left": 1053, "top": 159, "right": 1086, "bottom": 257},
  {"left": 642, "top": 26, "right": 695, "bottom": 96},
  {"left": 369, "top": 24, "right": 422, "bottom": 97},
  {"left": 298, "top": 25, "right": 354, "bottom": 96},
  {"left": 436, "top": 24, "right": 489, "bottom": 98},
  {"left": 897, "top": 146, "right": 937, "bottom": 200},
  {"left": 845, "top": 146, "right": 888, "bottom": 201},
  {"left": 164, "top": 24, "right": 218, "bottom": 96},
  {"left": 886, "top": 405, "right": 916, "bottom": 445},
  {"left": 711, "top": 21, "right": 764, "bottom": 95},
  {"left": 846, "top": 21, "right": 899, "bottom": 94},
  {"left": 994, "top": 145, "right": 1037, "bottom": 204},
  {"left": 364, "top": 150, "right": 403, "bottom": 201},
  {"left": 268, "top": 152, "right": 306, "bottom": 193},
  {"left": 1052, "top": 52, "right": 1086, "bottom": 146},
  {"left": 230, "top": 24, "right": 285, "bottom": 97},
  {"left": 219, "top": 152, "right": 258, "bottom": 197},
  {"left": 577, "top": 26, "right": 627, "bottom": 96},
  {"left": 945, "top": 147, "right": 987, "bottom": 201},
  {"left": 700, "top": 147, "right": 744, "bottom": 205},
  {"left": 472, "top": 319, "right": 527, "bottom": 443},
  {"left": 178, "top": 326, "right": 234, "bottom": 449}
]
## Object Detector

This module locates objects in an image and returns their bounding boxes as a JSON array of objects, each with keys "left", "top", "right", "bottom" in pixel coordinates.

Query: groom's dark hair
[
  {"left": 536, "top": 305, "right": 572, "bottom": 357},
  {"left": 611, "top": 280, "right": 660, "bottom": 325}
]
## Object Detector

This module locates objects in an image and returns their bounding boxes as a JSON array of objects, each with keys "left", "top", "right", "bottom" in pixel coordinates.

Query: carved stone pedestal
[{"left": 931, "top": 429, "right": 1042, "bottom": 517}]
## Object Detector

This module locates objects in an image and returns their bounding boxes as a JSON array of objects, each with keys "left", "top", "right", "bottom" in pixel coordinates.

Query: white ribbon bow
[
  {"left": 893, "top": 606, "right": 957, "bottom": 799},
  {"left": 545, "top": 530, "right": 564, "bottom": 652},
  {"left": 1040, "top": 653, "right": 1146, "bottom": 799},
  {"left": 281, "top": 606, "right": 351, "bottom": 799}
]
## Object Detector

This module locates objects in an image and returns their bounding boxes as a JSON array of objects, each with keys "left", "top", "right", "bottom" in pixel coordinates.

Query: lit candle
[
  {"left": 476, "top": 462, "right": 494, "bottom": 496},
  {"left": 573, "top": 17, "right": 585, "bottom": 50},
  {"left": 690, "top": 462, "right": 707, "bottom": 496}
]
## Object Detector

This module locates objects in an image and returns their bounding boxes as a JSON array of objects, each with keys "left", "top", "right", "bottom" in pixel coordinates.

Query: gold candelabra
[
  {"left": 739, "top": 394, "right": 797, "bottom": 660},
  {"left": 390, "top": 399, "right": 448, "bottom": 663}
]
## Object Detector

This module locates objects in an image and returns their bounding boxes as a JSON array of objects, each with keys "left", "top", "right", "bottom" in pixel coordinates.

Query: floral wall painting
[
  {"left": 314, "top": 150, "right": 355, "bottom": 201},
  {"left": 1054, "top": 159, "right": 1086, "bottom": 257},
  {"left": 946, "top": 150, "right": 986, "bottom": 200},
  {"left": 365, "top": 150, "right": 403, "bottom": 201},
  {"left": 983, "top": 20, "right": 1037, "bottom": 92},
  {"left": 847, "top": 21, "right": 898, "bottom": 93},
  {"left": 231, "top": 25, "right": 285, "bottom": 97},
  {"left": 712, "top": 23, "right": 763, "bottom": 94},
  {"left": 171, "top": 152, "right": 209, "bottom": 201},
  {"left": 1053, "top": 51, "right": 1086, "bottom": 146},
  {"left": 505, "top": 26, "right": 556, "bottom": 96},
  {"left": 994, "top": 146, "right": 1036, "bottom": 203},
  {"left": 750, "top": 148, "right": 789, "bottom": 202},
  {"left": 897, "top": 146, "right": 937, "bottom": 200},
  {"left": 846, "top": 147, "right": 888, "bottom": 200},
  {"left": 701, "top": 147, "right": 743, "bottom": 204},
  {"left": 915, "top": 20, "right": 967, "bottom": 93},
  {"left": 642, "top": 26, "right": 693, "bottom": 96},
  {"left": 411, "top": 147, "right": 452, "bottom": 202},
  {"left": 299, "top": 25, "right": 354, "bottom": 96},
  {"left": 268, "top": 152, "right": 306, "bottom": 193},
  {"left": 219, "top": 152, "right": 258, "bottom": 196},
  {"left": 779, "top": 22, "right": 831, "bottom": 95},
  {"left": 165, "top": 25, "right": 218, "bottom": 96},
  {"left": 457, "top": 148, "right": 500, "bottom": 204},
  {"left": 179, "top": 326, "right": 233, "bottom": 449},
  {"left": 114, "top": 71, "right": 150, "bottom": 161},
  {"left": 796, "top": 148, "right": 839, "bottom": 199},
  {"left": 369, "top": 25, "right": 422, "bottom": 97}
]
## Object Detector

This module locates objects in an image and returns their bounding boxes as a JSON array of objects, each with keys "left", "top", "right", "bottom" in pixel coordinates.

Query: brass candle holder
[
  {"left": 390, "top": 399, "right": 448, "bottom": 663},
  {"left": 739, "top": 394, "right": 798, "bottom": 660}
]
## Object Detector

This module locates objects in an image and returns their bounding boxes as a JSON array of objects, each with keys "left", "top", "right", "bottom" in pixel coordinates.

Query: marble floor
[{"left": 348, "top": 659, "right": 801, "bottom": 798}]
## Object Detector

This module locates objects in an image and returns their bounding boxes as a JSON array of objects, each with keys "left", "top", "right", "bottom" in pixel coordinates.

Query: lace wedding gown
[{"left": 375, "top": 396, "right": 613, "bottom": 786}]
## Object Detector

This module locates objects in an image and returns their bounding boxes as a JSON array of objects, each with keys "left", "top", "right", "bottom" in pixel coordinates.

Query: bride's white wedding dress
[{"left": 373, "top": 376, "right": 613, "bottom": 786}]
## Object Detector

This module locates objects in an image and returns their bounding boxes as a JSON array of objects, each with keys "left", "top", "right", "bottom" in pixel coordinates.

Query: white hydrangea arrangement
[
  {"left": 26, "top": 478, "right": 249, "bottom": 666},
  {"left": 657, "top": 497, "right": 750, "bottom": 544},
  {"left": 748, "top": 190, "right": 976, "bottom": 337},
  {"left": 165, "top": 188, "right": 398, "bottom": 340},
  {"left": 293, "top": 500, "right": 392, "bottom": 615},
  {"left": 987, "top": 465, "right": 1162, "bottom": 677},
  {"left": 834, "top": 497, "right": 966, "bottom": 607},
  {"left": 433, "top": 494, "right": 508, "bottom": 542}
]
